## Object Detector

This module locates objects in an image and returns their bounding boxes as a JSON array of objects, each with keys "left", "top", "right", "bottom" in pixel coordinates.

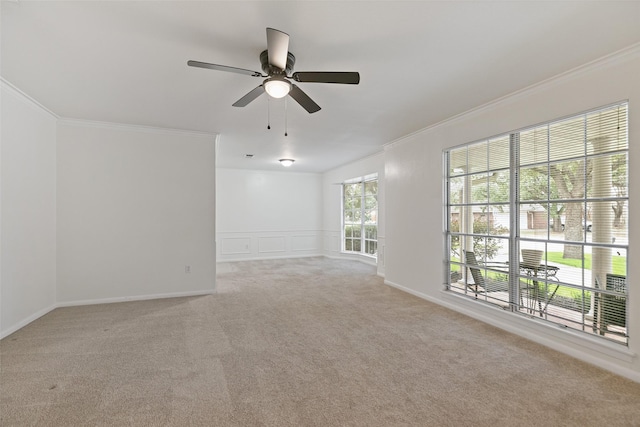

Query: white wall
[
  {"left": 383, "top": 46, "right": 640, "bottom": 380},
  {"left": 1, "top": 82, "right": 57, "bottom": 337},
  {"left": 216, "top": 168, "right": 322, "bottom": 261},
  {"left": 322, "top": 153, "right": 385, "bottom": 276},
  {"left": 56, "top": 121, "right": 216, "bottom": 304}
]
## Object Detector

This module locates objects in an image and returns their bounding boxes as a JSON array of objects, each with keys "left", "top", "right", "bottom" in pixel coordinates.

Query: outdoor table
[{"left": 521, "top": 264, "right": 560, "bottom": 316}]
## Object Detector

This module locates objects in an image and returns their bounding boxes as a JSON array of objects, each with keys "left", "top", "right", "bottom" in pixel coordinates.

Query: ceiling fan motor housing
[
  {"left": 260, "top": 50, "right": 296, "bottom": 76},
  {"left": 188, "top": 28, "right": 358, "bottom": 113}
]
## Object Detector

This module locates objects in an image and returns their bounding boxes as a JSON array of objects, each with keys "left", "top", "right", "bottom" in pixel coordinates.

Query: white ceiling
[{"left": 2, "top": 1, "right": 639, "bottom": 173}]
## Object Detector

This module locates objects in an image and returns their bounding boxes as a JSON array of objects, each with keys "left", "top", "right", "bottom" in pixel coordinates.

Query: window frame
[
  {"left": 342, "top": 174, "right": 378, "bottom": 258},
  {"left": 444, "top": 102, "right": 629, "bottom": 345}
]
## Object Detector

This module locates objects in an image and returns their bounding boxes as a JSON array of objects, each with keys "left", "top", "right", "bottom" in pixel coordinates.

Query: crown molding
[
  {"left": 57, "top": 117, "right": 218, "bottom": 139},
  {"left": 1, "top": 78, "right": 218, "bottom": 139},
  {"left": 323, "top": 150, "right": 385, "bottom": 175},
  {"left": 384, "top": 42, "right": 640, "bottom": 151},
  {"left": 1, "top": 77, "right": 59, "bottom": 119}
]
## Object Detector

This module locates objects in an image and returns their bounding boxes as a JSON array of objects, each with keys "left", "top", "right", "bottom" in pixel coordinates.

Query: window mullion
[
  {"left": 361, "top": 181, "right": 366, "bottom": 254},
  {"left": 444, "top": 153, "right": 451, "bottom": 288},
  {"left": 509, "top": 132, "right": 520, "bottom": 311},
  {"left": 445, "top": 102, "right": 628, "bottom": 345}
]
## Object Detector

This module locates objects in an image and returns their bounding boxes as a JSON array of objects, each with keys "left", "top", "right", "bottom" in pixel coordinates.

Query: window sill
[
  {"left": 338, "top": 251, "right": 378, "bottom": 266},
  {"left": 440, "top": 290, "right": 637, "bottom": 365},
  {"left": 342, "top": 251, "right": 377, "bottom": 260}
]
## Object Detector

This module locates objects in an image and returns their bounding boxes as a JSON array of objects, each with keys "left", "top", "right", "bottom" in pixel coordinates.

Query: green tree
[
  {"left": 611, "top": 154, "right": 627, "bottom": 228},
  {"left": 519, "top": 168, "right": 564, "bottom": 232},
  {"left": 519, "top": 161, "right": 590, "bottom": 259},
  {"left": 549, "top": 160, "right": 591, "bottom": 258},
  {"left": 450, "top": 218, "right": 508, "bottom": 261}
]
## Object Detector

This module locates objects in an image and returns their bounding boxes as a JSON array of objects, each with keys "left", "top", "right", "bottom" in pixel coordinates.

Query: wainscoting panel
[
  {"left": 217, "top": 230, "right": 323, "bottom": 262},
  {"left": 220, "top": 237, "right": 251, "bottom": 255},
  {"left": 258, "top": 236, "right": 286, "bottom": 254},
  {"left": 324, "top": 235, "right": 333, "bottom": 254},
  {"left": 322, "top": 231, "right": 342, "bottom": 256},
  {"left": 291, "top": 234, "right": 317, "bottom": 252},
  {"left": 376, "top": 236, "right": 385, "bottom": 277},
  {"left": 332, "top": 235, "right": 341, "bottom": 253}
]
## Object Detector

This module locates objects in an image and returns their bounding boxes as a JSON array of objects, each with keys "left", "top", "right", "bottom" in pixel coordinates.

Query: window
[
  {"left": 343, "top": 175, "right": 378, "bottom": 257},
  {"left": 445, "top": 103, "right": 629, "bottom": 345}
]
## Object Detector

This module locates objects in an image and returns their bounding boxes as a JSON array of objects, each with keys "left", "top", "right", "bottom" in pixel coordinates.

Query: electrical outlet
[{"left": 185, "top": 265, "right": 191, "bottom": 274}]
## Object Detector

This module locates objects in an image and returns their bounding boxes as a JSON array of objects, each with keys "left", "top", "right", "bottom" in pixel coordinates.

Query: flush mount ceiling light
[
  {"left": 279, "top": 158, "right": 295, "bottom": 167},
  {"left": 264, "top": 77, "right": 291, "bottom": 99}
]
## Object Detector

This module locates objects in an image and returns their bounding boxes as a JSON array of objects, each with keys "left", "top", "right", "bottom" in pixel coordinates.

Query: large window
[
  {"left": 343, "top": 175, "right": 378, "bottom": 257},
  {"left": 445, "top": 103, "right": 629, "bottom": 345}
]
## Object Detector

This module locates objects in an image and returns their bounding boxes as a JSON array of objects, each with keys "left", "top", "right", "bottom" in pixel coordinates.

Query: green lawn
[
  {"left": 546, "top": 252, "right": 626, "bottom": 276},
  {"left": 450, "top": 250, "right": 625, "bottom": 308},
  {"left": 544, "top": 251, "right": 626, "bottom": 306},
  {"left": 545, "top": 282, "right": 590, "bottom": 302}
]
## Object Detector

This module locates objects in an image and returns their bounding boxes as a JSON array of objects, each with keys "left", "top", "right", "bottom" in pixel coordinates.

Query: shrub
[{"left": 450, "top": 219, "right": 508, "bottom": 261}]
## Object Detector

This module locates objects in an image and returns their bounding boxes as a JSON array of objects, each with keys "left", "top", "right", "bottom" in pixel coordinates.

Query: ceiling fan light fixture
[
  {"left": 188, "top": 27, "right": 359, "bottom": 113},
  {"left": 279, "top": 158, "right": 295, "bottom": 167},
  {"left": 264, "top": 78, "right": 291, "bottom": 99}
]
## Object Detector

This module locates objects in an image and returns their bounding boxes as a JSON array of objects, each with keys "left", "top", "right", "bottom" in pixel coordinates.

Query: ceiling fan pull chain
[
  {"left": 267, "top": 96, "right": 271, "bottom": 130},
  {"left": 188, "top": 28, "right": 359, "bottom": 114},
  {"left": 284, "top": 97, "right": 288, "bottom": 137}
]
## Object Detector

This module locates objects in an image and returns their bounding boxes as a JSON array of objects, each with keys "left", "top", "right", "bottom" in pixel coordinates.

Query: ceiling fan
[{"left": 188, "top": 27, "right": 360, "bottom": 114}]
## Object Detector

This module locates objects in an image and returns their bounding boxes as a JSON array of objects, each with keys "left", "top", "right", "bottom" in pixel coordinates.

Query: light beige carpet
[{"left": 2, "top": 257, "right": 640, "bottom": 426}]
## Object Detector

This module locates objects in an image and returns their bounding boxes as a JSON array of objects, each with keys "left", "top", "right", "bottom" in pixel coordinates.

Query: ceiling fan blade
[
  {"left": 289, "top": 85, "right": 321, "bottom": 114},
  {"left": 188, "top": 60, "right": 263, "bottom": 77},
  {"left": 266, "top": 28, "right": 290, "bottom": 71},
  {"left": 232, "top": 85, "right": 265, "bottom": 107},
  {"left": 292, "top": 71, "right": 360, "bottom": 84}
]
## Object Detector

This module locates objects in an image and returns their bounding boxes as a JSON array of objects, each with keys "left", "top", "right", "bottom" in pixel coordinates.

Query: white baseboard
[
  {"left": 384, "top": 279, "right": 640, "bottom": 384},
  {"left": 324, "top": 253, "right": 378, "bottom": 267},
  {"left": 216, "top": 253, "right": 323, "bottom": 263},
  {"left": 384, "top": 279, "right": 432, "bottom": 301},
  {"left": 56, "top": 289, "right": 215, "bottom": 308},
  {"left": 1, "top": 303, "right": 57, "bottom": 339},
  {"left": 1, "top": 290, "right": 216, "bottom": 339}
]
